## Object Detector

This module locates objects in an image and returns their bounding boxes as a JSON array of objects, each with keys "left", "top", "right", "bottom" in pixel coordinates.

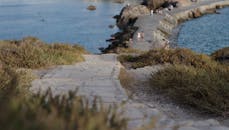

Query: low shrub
[
  {"left": 151, "top": 65, "right": 229, "bottom": 116},
  {"left": 119, "top": 48, "right": 216, "bottom": 68},
  {"left": 0, "top": 67, "right": 127, "bottom": 130},
  {"left": 0, "top": 38, "right": 127, "bottom": 130},
  {"left": 0, "top": 37, "right": 86, "bottom": 69}
]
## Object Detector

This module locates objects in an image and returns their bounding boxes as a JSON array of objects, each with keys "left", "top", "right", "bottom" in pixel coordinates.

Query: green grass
[
  {"left": 0, "top": 37, "right": 86, "bottom": 69},
  {"left": 150, "top": 65, "right": 229, "bottom": 116},
  {"left": 119, "top": 48, "right": 216, "bottom": 68}
]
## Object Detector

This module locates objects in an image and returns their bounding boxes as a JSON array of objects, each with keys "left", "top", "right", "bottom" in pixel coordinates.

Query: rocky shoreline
[{"left": 102, "top": 0, "right": 229, "bottom": 53}]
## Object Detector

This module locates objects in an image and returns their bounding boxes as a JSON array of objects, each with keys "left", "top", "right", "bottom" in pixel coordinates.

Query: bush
[
  {"left": 119, "top": 48, "right": 216, "bottom": 68},
  {"left": 151, "top": 65, "right": 229, "bottom": 116},
  {"left": 0, "top": 67, "right": 127, "bottom": 130},
  {"left": 0, "top": 37, "right": 86, "bottom": 69},
  {"left": 211, "top": 47, "right": 229, "bottom": 65}
]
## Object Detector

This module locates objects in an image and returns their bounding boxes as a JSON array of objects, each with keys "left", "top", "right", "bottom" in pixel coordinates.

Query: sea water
[
  {"left": 178, "top": 8, "right": 229, "bottom": 54},
  {"left": 0, "top": 0, "right": 123, "bottom": 53}
]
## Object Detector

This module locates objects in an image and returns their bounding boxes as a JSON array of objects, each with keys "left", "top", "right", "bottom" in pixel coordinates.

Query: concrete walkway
[
  {"left": 31, "top": 54, "right": 229, "bottom": 130},
  {"left": 30, "top": 54, "right": 159, "bottom": 129},
  {"left": 31, "top": 54, "right": 127, "bottom": 103}
]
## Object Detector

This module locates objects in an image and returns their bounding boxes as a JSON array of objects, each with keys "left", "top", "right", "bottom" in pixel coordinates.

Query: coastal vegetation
[
  {"left": 211, "top": 47, "right": 229, "bottom": 65},
  {"left": 151, "top": 64, "right": 229, "bottom": 116},
  {"left": 119, "top": 47, "right": 229, "bottom": 116},
  {"left": 0, "top": 37, "right": 127, "bottom": 130},
  {"left": 119, "top": 48, "right": 216, "bottom": 69},
  {"left": 0, "top": 67, "right": 127, "bottom": 130},
  {"left": 0, "top": 37, "right": 86, "bottom": 69}
]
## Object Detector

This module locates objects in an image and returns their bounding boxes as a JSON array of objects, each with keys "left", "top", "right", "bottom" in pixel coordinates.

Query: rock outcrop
[
  {"left": 144, "top": 0, "right": 166, "bottom": 10},
  {"left": 116, "top": 5, "right": 150, "bottom": 29},
  {"left": 87, "top": 5, "right": 96, "bottom": 11}
]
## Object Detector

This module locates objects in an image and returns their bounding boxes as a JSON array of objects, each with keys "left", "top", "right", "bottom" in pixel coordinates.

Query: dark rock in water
[
  {"left": 87, "top": 5, "right": 96, "bottom": 11},
  {"left": 103, "top": 26, "right": 138, "bottom": 53},
  {"left": 108, "top": 25, "right": 115, "bottom": 29},
  {"left": 103, "top": 4, "right": 149, "bottom": 53},
  {"left": 113, "top": 15, "right": 120, "bottom": 19},
  {"left": 161, "top": 1, "right": 170, "bottom": 8},
  {"left": 113, "top": 0, "right": 124, "bottom": 4},
  {"left": 115, "top": 5, "right": 150, "bottom": 29},
  {"left": 40, "top": 18, "right": 45, "bottom": 22}
]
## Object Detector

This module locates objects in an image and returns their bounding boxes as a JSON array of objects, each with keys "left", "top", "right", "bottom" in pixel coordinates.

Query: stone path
[
  {"left": 31, "top": 54, "right": 127, "bottom": 103},
  {"left": 30, "top": 54, "right": 159, "bottom": 129},
  {"left": 31, "top": 54, "right": 229, "bottom": 130}
]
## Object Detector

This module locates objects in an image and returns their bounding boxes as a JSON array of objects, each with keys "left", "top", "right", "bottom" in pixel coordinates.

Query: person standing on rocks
[
  {"left": 137, "top": 32, "right": 141, "bottom": 40},
  {"left": 150, "top": 10, "right": 154, "bottom": 16},
  {"left": 140, "top": 31, "right": 145, "bottom": 40}
]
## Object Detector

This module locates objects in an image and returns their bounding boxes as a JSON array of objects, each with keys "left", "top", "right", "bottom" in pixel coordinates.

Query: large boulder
[
  {"left": 116, "top": 5, "right": 150, "bottom": 29},
  {"left": 145, "top": 0, "right": 166, "bottom": 10}
]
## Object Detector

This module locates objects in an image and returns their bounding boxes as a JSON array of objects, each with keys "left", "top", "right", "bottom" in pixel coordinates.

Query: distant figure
[
  {"left": 158, "top": 10, "right": 163, "bottom": 15},
  {"left": 162, "top": 39, "right": 170, "bottom": 49},
  {"left": 150, "top": 10, "right": 154, "bottom": 16},
  {"left": 168, "top": 5, "right": 174, "bottom": 11},
  {"left": 140, "top": 31, "right": 145, "bottom": 39},
  {"left": 137, "top": 32, "right": 141, "bottom": 40}
]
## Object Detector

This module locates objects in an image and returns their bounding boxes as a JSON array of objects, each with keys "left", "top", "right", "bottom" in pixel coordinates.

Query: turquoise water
[
  {"left": 178, "top": 8, "right": 229, "bottom": 54},
  {"left": 0, "top": 0, "right": 123, "bottom": 53}
]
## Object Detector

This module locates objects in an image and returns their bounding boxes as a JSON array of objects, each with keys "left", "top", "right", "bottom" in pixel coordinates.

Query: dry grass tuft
[
  {"left": 151, "top": 65, "right": 229, "bottom": 116},
  {"left": 119, "top": 48, "right": 216, "bottom": 68},
  {"left": 119, "top": 68, "right": 135, "bottom": 97},
  {"left": 211, "top": 47, "right": 229, "bottom": 65},
  {"left": 0, "top": 37, "right": 86, "bottom": 69}
]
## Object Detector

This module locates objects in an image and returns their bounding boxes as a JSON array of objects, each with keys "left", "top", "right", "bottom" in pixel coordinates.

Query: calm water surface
[
  {"left": 178, "top": 8, "right": 229, "bottom": 54},
  {"left": 0, "top": 0, "right": 123, "bottom": 53}
]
